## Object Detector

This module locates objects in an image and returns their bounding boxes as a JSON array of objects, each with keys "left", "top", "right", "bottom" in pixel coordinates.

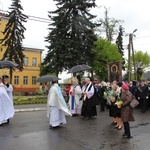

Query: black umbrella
[
  {"left": 68, "top": 64, "right": 91, "bottom": 73},
  {"left": 0, "top": 60, "right": 19, "bottom": 69},
  {"left": 36, "top": 75, "right": 61, "bottom": 83}
]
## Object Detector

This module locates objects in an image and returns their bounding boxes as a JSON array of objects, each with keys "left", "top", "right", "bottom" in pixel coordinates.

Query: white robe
[
  {"left": 0, "top": 83, "right": 15, "bottom": 125},
  {"left": 68, "top": 84, "right": 82, "bottom": 114},
  {"left": 47, "top": 83, "right": 71, "bottom": 127},
  {"left": 5, "top": 83, "right": 13, "bottom": 102}
]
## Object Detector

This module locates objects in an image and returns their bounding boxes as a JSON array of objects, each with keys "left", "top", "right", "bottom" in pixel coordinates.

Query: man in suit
[
  {"left": 129, "top": 81, "right": 137, "bottom": 96},
  {"left": 140, "top": 80, "right": 149, "bottom": 113}
]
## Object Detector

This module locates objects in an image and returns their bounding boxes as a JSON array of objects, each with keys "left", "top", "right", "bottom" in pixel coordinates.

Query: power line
[
  {"left": 0, "top": 9, "right": 52, "bottom": 23},
  {"left": 135, "top": 35, "right": 150, "bottom": 39},
  {"left": 28, "top": 15, "right": 50, "bottom": 21},
  {"left": 28, "top": 18, "right": 51, "bottom": 24}
]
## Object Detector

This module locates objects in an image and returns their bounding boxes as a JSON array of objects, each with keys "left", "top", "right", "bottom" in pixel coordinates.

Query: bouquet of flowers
[
  {"left": 115, "top": 98, "right": 123, "bottom": 108},
  {"left": 109, "top": 91, "right": 119, "bottom": 103}
]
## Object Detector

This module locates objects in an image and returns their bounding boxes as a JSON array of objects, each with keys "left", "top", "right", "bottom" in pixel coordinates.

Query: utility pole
[
  {"left": 127, "top": 29, "right": 137, "bottom": 82},
  {"left": 128, "top": 37, "right": 131, "bottom": 82},
  {"left": 130, "top": 33, "right": 137, "bottom": 80}
]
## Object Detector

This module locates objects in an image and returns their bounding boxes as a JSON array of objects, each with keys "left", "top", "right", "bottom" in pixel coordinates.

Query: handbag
[{"left": 130, "top": 96, "right": 139, "bottom": 108}]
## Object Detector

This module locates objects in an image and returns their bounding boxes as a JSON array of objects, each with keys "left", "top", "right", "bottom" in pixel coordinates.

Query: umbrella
[
  {"left": 36, "top": 75, "right": 61, "bottom": 83},
  {"left": 0, "top": 60, "right": 19, "bottom": 69},
  {"left": 68, "top": 64, "right": 91, "bottom": 73}
]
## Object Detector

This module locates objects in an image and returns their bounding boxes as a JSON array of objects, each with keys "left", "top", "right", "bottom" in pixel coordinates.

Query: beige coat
[{"left": 121, "top": 90, "right": 135, "bottom": 122}]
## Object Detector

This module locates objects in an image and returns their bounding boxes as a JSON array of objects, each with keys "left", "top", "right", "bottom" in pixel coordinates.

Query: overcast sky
[{"left": 0, "top": 0, "right": 150, "bottom": 80}]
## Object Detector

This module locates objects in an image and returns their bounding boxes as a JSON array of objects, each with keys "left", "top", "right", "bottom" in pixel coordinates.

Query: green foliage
[
  {"left": 17, "top": 97, "right": 28, "bottom": 101},
  {"left": 133, "top": 51, "right": 150, "bottom": 68},
  {"left": 43, "top": 0, "right": 99, "bottom": 75},
  {"left": 90, "top": 38, "right": 123, "bottom": 80},
  {"left": 14, "top": 97, "right": 47, "bottom": 105},
  {"left": 131, "top": 51, "right": 150, "bottom": 80},
  {"left": 36, "top": 90, "right": 44, "bottom": 95}
]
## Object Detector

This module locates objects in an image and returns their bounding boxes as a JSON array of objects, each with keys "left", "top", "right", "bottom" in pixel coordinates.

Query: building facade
[{"left": 0, "top": 13, "right": 43, "bottom": 93}]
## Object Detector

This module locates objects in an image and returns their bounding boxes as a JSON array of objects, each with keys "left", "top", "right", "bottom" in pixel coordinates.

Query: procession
[
  {"left": 46, "top": 75, "right": 150, "bottom": 140},
  {"left": 1, "top": 72, "right": 150, "bottom": 139},
  {"left": 0, "top": 0, "right": 150, "bottom": 149}
]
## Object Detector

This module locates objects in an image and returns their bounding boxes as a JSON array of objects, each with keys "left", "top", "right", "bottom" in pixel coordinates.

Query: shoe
[
  {"left": 7, "top": 119, "right": 9, "bottom": 124},
  {"left": 49, "top": 125, "right": 53, "bottom": 129},
  {"left": 87, "top": 116, "right": 92, "bottom": 120},
  {"left": 49, "top": 125, "right": 60, "bottom": 129},
  {"left": 122, "top": 135, "right": 132, "bottom": 138},
  {"left": 100, "top": 110, "right": 105, "bottom": 112},
  {"left": 111, "top": 122, "right": 117, "bottom": 125},
  {"left": 2, "top": 119, "right": 9, "bottom": 125},
  {"left": 117, "top": 126, "right": 122, "bottom": 130},
  {"left": 141, "top": 110, "right": 146, "bottom": 113}
]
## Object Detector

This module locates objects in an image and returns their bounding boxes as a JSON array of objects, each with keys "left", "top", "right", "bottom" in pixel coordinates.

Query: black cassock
[{"left": 81, "top": 84, "right": 97, "bottom": 118}]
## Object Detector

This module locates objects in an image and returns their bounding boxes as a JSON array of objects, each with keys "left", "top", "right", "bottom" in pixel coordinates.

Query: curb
[{"left": 15, "top": 108, "right": 46, "bottom": 113}]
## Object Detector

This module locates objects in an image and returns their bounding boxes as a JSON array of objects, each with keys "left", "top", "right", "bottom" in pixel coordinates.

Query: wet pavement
[{"left": 0, "top": 105, "right": 150, "bottom": 150}]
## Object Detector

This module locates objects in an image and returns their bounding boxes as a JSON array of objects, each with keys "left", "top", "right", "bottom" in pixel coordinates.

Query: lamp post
[
  {"left": 128, "top": 29, "right": 137, "bottom": 82},
  {"left": 131, "top": 29, "right": 137, "bottom": 80},
  {"left": 128, "top": 38, "right": 131, "bottom": 82}
]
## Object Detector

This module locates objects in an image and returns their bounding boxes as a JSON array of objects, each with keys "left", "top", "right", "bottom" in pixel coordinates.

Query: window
[
  {"left": 23, "top": 76, "right": 28, "bottom": 84},
  {"left": 14, "top": 76, "right": 19, "bottom": 84},
  {"left": 32, "top": 58, "right": 37, "bottom": 66},
  {"left": 32, "top": 76, "right": 36, "bottom": 85},
  {"left": 24, "top": 57, "right": 28, "bottom": 66}
]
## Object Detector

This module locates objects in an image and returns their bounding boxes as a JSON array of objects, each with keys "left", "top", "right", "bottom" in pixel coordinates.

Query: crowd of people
[
  {"left": 0, "top": 75, "right": 14, "bottom": 126},
  {"left": 47, "top": 77, "right": 150, "bottom": 139},
  {"left": 1, "top": 74, "right": 149, "bottom": 139}
]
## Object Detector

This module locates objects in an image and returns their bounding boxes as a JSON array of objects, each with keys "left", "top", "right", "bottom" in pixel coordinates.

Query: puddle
[{"left": 131, "top": 122, "right": 149, "bottom": 128}]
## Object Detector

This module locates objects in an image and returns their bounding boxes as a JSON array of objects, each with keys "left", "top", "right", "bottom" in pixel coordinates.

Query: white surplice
[
  {"left": 47, "top": 83, "right": 71, "bottom": 127},
  {"left": 5, "top": 83, "right": 13, "bottom": 102},
  {"left": 68, "top": 84, "right": 82, "bottom": 114},
  {"left": 0, "top": 83, "right": 15, "bottom": 125}
]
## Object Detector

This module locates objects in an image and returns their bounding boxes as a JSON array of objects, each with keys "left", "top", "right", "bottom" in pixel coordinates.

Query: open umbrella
[
  {"left": 68, "top": 64, "right": 91, "bottom": 73},
  {"left": 0, "top": 60, "right": 19, "bottom": 69},
  {"left": 36, "top": 75, "right": 61, "bottom": 83}
]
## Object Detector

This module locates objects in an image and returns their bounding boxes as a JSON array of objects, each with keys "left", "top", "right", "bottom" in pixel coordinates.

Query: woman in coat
[{"left": 120, "top": 84, "right": 135, "bottom": 139}]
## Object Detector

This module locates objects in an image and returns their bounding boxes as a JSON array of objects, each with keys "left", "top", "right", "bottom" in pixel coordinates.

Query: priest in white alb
[
  {"left": 3, "top": 75, "right": 13, "bottom": 102},
  {"left": 68, "top": 77, "right": 82, "bottom": 116},
  {"left": 47, "top": 80, "right": 72, "bottom": 128},
  {"left": 0, "top": 77, "right": 14, "bottom": 126}
]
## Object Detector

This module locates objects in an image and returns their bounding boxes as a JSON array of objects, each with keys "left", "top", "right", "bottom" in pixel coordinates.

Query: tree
[
  {"left": 131, "top": 51, "right": 150, "bottom": 80},
  {"left": 43, "top": 0, "right": 99, "bottom": 76},
  {"left": 0, "top": 0, "right": 27, "bottom": 83},
  {"left": 116, "top": 25, "right": 125, "bottom": 69},
  {"left": 97, "top": 7, "right": 123, "bottom": 42},
  {"left": 90, "top": 38, "right": 123, "bottom": 80}
]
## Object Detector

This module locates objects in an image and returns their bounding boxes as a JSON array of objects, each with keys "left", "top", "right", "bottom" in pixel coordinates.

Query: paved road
[{"left": 0, "top": 106, "right": 150, "bottom": 150}]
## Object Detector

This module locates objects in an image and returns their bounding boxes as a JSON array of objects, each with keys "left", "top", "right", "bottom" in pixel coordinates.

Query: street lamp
[
  {"left": 133, "top": 29, "right": 137, "bottom": 33},
  {"left": 128, "top": 29, "right": 137, "bottom": 82},
  {"left": 131, "top": 29, "right": 137, "bottom": 80}
]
